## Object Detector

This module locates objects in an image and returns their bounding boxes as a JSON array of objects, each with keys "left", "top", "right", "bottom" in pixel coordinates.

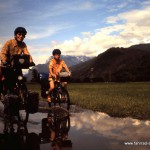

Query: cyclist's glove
[
  {"left": 30, "top": 62, "right": 36, "bottom": 66},
  {"left": 3, "top": 62, "right": 10, "bottom": 67},
  {"left": 68, "top": 71, "right": 71, "bottom": 76}
]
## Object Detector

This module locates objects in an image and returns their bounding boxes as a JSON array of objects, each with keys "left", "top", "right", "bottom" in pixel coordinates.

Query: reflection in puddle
[
  {"left": 70, "top": 110, "right": 150, "bottom": 150},
  {"left": 0, "top": 104, "right": 150, "bottom": 150}
]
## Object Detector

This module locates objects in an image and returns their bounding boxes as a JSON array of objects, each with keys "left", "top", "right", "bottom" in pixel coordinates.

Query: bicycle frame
[{"left": 1, "top": 54, "right": 33, "bottom": 127}]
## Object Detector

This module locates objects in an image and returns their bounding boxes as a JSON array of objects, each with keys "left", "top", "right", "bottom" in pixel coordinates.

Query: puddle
[
  {"left": 69, "top": 110, "right": 150, "bottom": 150},
  {"left": 0, "top": 102, "right": 150, "bottom": 150}
]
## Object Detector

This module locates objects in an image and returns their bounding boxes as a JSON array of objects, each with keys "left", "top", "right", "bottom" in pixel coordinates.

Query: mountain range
[
  {"left": 35, "top": 55, "right": 93, "bottom": 74},
  {"left": 28, "top": 43, "right": 150, "bottom": 82},
  {"left": 71, "top": 43, "right": 150, "bottom": 82}
]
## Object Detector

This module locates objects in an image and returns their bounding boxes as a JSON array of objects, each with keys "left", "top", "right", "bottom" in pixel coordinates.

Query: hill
[
  {"left": 71, "top": 46, "right": 150, "bottom": 82},
  {"left": 129, "top": 43, "right": 150, "bottom": 51}
]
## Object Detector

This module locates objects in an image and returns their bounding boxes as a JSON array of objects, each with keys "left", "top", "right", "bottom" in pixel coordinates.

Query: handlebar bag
[
  {"left": 11, "top": 54, "right": 30, "bottom": 69},
  {"left": 59, "top": 72, "right": 70, "bottom": 82}
]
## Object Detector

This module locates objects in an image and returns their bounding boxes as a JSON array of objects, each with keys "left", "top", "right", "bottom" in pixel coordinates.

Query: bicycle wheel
[
  {"left": 18, "top": 84, "right": 29, "bottom": 125},
  {"left": 58, "top": 88, "right": 70, "bottom": 111},
  {"left": 59, "top": 115, "right": 70, "bottom": 134},
  {"left": 51, "top": 89, "right": 57, "bottom": 107}
]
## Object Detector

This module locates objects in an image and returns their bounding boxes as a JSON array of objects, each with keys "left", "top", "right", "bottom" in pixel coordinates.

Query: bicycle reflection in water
[
  {"left": 39, "top": 107, "right": 72, "bottom": 150},
  {"left": 0, "top": 120, "right": 40, "bottom": 150}
]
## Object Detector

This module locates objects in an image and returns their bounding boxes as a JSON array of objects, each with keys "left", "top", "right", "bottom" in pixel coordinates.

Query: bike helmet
[
  {"left": 52, "top": 49, "right": 61, "bottom": 55},
  {"left": 14, "top": 27, "right": 27, "bottom": 35}
]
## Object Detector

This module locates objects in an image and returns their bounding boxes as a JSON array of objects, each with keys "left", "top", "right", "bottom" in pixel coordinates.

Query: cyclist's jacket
[
  {"left": 49, "top": 58, "right": 69, "bottom": 77},
  {"left": 0, "top": 39, "right": 33, "bottom": 65}
]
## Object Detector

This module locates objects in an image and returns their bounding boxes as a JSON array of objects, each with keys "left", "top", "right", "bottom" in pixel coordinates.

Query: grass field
[{"left": 27, "top": 82, "right": 150, "bottom": 120}]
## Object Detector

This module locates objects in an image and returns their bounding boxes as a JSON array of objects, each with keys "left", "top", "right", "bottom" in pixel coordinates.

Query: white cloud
[
  {"left": 26, "top": 24, "right": 73, "bottom": 40},
  {"left": 71, "top": 111, "right": 150, "bottom": 141},
  {"left": 33, "top": 54, "right": 49, "bottom": 65},
  {"left": 0, "top": 44, "right": 2, "bottom": 49},
  {"left": 1, "top": 1, "right": 150, "bottom": 65},
  {"left": 106, "top": 16, "right": 118, "bottom": 24},
  {"left": 108, "top": 2, "right": 128, "bottom": 12},
  {"left": 142, "top": 0, "right": 150, "bottom": 6},
  {"left": 78, "top": 1, "right": 94, "bottom": 10},
  {"left": 54, "top": 1, "right": 94, "bottom": 11},
  {"left": 47, "top": 5, "right": 150, "bottom": 57}
]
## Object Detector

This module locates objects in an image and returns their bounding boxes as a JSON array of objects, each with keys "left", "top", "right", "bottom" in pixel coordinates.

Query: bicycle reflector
[{"left": 18, "top": 75, "right": 23, "bottom": 80}]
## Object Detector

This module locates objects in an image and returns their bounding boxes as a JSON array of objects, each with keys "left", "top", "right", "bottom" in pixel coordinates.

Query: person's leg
[
  {"left": 61, "top": 82, "right": 68, "bottom": 100},
  {"left": 47, "top": 80, "right": 55, "bottom": 106}
]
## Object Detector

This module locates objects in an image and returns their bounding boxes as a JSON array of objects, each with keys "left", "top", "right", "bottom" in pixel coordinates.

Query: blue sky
[{"left": 0, "top": 0, "right": 150, "bottom": 64}]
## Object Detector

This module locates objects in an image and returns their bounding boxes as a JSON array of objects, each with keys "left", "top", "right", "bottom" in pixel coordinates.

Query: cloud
[
  {"left": 26, "top": 23, "right": 73, "bottom": 40},
  {"left": 78, "top": 1, "right": 94, "bottom": 10},
  {"left": 71, "top": 111, "right": 150, "bottom": 141},
  {"left": 0, "top": 0, "right": 21, "bottom": 13},
  {"left": 1, "top": 0, "right": 150, "bottom": 65},
  {"left": 47, "top": 5, "right": 150, "bottom": 57},
  {"left": 52, "top": 1, "right": 94, "bottom": 12},
  {"left": 108, "top": 2, "right": 128, "bottom": 12},
  {"left": 142, "top": 0, "right": 150, "bottom": 6},
  {"left": 0, "top": 44, "right": 2, "bottom": 49}
]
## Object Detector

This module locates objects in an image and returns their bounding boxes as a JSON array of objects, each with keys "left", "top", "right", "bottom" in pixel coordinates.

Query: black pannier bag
[
  {"left": 4, "top": 94, "right": 20, "bottom": 116},
  {"left": 27, "top": 91, "right": 39, "bottom": 114},
  {"left": 59, "top": 72, "right": 70, "bottom": 82},
  {"left": 39, "top": 73, "right": 49, "bottom": 98},
  {"left": 41, "top": 85, "right": 49, "bottom": 98},
  {"left": 11, "top": 54, "right": 30, "bottom": 69}
]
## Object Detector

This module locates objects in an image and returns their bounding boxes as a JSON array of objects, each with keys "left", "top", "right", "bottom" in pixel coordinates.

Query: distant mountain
[
  {"left": 71, "top": 45, "right": 150, "bottom": 82},
  {"left": 36, "top": 55, "right": 93, "bottom": 74}
]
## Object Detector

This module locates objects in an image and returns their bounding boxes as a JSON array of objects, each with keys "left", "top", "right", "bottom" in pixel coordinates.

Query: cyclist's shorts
[{"left": 49, "top": 77, "right": 60, "bottom": 82}]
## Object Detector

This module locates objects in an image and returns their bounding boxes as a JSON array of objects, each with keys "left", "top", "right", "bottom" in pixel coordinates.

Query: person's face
[
  {"left": 54, "top": 54, "right": 60, "bottom": 60},
  {"left": 15, "top": 33, "right": 25, "bottom": 42}
]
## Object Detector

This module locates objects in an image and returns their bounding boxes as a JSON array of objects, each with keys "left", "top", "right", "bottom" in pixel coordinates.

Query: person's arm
[
  {"left": 23, "top": 43, "right": 33, "bottom": 62},
  {"left": 49, "top": 60, "right": 56, "bottom": 78},
  {"left": 0, "top": 41, "right": 10, "bottom": 64},
  {"left": 63, "top": 61, "right": 71, "bottom": 75}
]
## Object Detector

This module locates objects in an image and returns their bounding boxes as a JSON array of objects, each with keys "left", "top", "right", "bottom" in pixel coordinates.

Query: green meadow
[{"left": 27, "top": 82, "right": 150, "bottom": 120}]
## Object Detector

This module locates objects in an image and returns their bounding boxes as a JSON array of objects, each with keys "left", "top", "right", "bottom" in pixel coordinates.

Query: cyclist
[
  {"left": 47, "top": 49, "right": 71, "bottom": 106},
  {"left": 0, "top": 27, "right": 35, "bottom": 96},
  {"left": 0, "top": 27, "right": 34, "bottom": 65}
]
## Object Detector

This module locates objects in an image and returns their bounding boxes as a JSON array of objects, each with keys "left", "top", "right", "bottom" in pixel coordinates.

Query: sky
[{"left": 0, "top": 0, "right": 150, "bottom": 64}]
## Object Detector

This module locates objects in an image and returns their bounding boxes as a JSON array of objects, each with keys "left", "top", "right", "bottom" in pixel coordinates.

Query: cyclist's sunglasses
[{"left": 17, "top": 33, "right": 26, "bottom": 37}]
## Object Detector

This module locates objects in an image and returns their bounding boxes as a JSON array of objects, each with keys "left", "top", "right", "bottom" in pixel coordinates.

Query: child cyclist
[{"left": 47, "top": 49, "right": 71, "bottom": 106}]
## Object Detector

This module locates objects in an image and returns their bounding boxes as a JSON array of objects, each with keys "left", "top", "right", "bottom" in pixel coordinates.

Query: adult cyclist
[
  {"left": 0, "top": 27, "right": 35, "bottom": 99},
  {"left": 0, "top": 27, "right": 34, "bottom": 65}
]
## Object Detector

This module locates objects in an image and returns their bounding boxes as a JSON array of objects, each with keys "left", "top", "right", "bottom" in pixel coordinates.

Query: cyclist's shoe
[
  {"left": 61, "top": 94, "right": 66, "bottom": 102},
  {"left": 47, "top": 96, "right": 51, "bottom": 103}
]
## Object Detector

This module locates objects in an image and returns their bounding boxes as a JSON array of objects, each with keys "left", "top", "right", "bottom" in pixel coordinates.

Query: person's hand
[
  {"left": 30, "top": 62, "right": 36, "bottom": 66},
  {"left": 3, "top": 62, "right": 10, "bottom": 67},
  {"left": 52, "top": 74, "right": 57, "bottom": 78},
  {"left": 68, "top": 71, "right": 72, "bottom": 77}
]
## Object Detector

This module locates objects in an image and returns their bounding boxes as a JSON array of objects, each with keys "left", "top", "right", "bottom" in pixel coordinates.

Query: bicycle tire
[
  {"left": 59, "top": 115, "right": 70, "bottom": 134},
  {"left": 58, "top": 88, "right": 70, "bottom": 111},
  {"left": 18, "top": 84, "right": 29, "bottom": 125}
]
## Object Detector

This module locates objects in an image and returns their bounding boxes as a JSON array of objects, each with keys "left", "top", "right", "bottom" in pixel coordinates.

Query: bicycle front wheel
[
  {"left": 18, "top": 84, "right": 29, "bottom": 125},
  {"left": 58, "top": 88, "right": 70, "bottom": 111}
]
